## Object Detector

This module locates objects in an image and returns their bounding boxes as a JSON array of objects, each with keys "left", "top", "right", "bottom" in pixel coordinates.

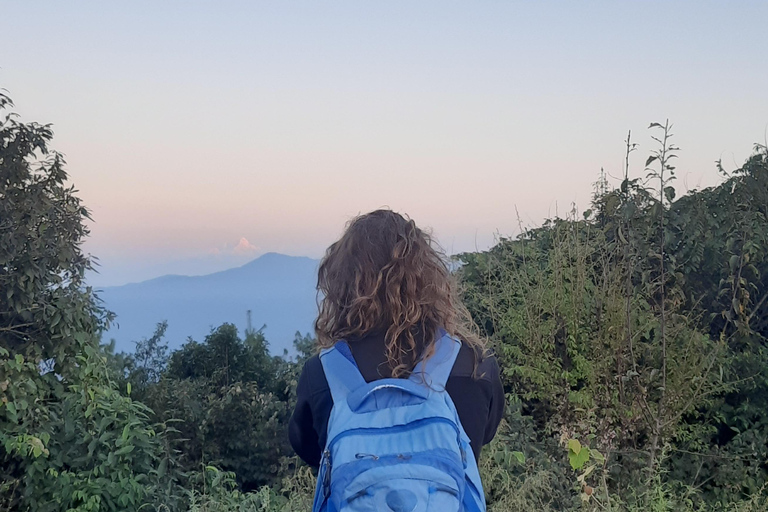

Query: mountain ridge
[{"left": 98, "top": 252, "right": 319, "bottom": 356}]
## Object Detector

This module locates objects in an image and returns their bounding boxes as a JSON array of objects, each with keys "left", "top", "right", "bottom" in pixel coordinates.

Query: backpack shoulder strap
[
  {"left": 319, "top": 341, "right": 367, "bottom": 404},
  {"left": 409, "top": 330, "right": 462, "bottom": 389}
]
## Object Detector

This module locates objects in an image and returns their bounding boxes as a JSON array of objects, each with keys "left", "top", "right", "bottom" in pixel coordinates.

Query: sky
[{"left": 2, "top": 1, "right": 767, "bottom": 286}]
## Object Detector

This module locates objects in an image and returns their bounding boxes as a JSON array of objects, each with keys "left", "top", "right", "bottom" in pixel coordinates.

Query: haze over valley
[{"left": 98, "top": 253, "right": 318, "bottom": 356}]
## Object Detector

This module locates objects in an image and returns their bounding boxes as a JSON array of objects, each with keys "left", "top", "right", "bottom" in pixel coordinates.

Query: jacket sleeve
[
  {"left": 483, "top": 355, "right": 505, "bottom": 445},
  {"left": 288, "top": 360, "right": 323, "bottom": 468}
]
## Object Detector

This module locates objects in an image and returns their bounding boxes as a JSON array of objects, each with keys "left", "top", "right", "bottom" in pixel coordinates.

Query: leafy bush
[
  {"left": 0, "top": 91, "right": 170, "bottom": 511},
  {"left": 460, "top": 130, "right": 768, "bottom": 509}
]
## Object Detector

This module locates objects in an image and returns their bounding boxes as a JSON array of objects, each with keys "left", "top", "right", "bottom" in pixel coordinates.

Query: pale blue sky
[{"left": 2, "top": 1, "right": 767, "bottom": 285}]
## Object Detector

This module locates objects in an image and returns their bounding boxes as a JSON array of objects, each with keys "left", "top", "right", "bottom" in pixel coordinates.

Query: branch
[
  {"left": 746, "top": 289, "right": 768, "bottom": 325},
  {"left": 662, "top": 341, "right": 722, "bottom": 430},
  {"left": 0, "top": 322, "right": 35, "bottom": 334}
]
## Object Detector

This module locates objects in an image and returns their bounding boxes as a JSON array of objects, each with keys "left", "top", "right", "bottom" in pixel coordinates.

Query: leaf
[
  {"left": 729, "top": 254, "right": 740, "bottom": 272},
  {"left": 646, "top": 155, "right": 658, "bottom": 167},
  {"left": 569, "top": 439, "right": 591, "bottom": 470},
  {"left": 582, "top": 464, "right": 596, "bottom": 480},
  {"left": 115, "top": 445, "right": 135, "bottom": 456},
  {"left": 568, "top": 439, "right": 591, "bottom": 470},
  {"left": 617, "top": 226, "right": 627, "bottom": 244},
  {"left": 572, "top": 446, "right": 590, "bottom": 470},
  {"left": 158, "top": 458, "right": 167, "bottom": 478},
  {"left": 512, "top": 451, "right": 526, "bottom": 465}
]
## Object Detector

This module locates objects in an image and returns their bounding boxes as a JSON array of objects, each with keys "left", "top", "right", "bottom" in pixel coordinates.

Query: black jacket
[{"left": 288, "top": 331, "right": 505, "bottom": 468}]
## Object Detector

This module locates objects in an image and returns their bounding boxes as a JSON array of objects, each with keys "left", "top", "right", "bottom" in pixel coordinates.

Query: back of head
[{"left": 315, "top": 209, "right": 482, "bottom": 376}]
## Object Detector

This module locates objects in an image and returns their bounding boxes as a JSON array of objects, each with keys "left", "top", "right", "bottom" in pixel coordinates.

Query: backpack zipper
[
  {"left": 322, "top": 449, "right": 332, "bottom": 498},
  {"left": 323, "top": 416, "right": 469, "bottom": 499},
  {"left": 326, "top": 416, "right": 466, "bottom": 464},
  {"left": 328, "top": 416, "right": 460, "bottom": 449}
]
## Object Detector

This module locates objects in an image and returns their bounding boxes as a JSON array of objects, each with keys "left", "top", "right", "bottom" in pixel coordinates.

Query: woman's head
[{"left": 315, "top": 209, "right": 482, "bottom": 376}]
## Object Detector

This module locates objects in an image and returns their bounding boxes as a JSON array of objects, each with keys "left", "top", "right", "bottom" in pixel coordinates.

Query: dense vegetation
[
  {"left": 459, "top": 126, "right": 768, "bottom": 510},
  {"left": 2, "top": 92, "right": 767, "bottom": 511}
]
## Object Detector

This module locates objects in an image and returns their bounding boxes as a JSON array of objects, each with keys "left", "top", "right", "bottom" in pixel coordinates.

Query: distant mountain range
[{"left": 97, "top": 253, "right": 319, "bottom": 356}]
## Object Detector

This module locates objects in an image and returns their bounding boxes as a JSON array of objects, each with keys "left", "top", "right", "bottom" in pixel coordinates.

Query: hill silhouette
[{"left": 98, "top": 253, "right": 319, "bottom": 355}]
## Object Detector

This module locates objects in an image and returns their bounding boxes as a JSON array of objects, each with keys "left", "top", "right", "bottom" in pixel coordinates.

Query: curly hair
[{"left": 315, "top": 209, "right": 484, "bottom": 377}]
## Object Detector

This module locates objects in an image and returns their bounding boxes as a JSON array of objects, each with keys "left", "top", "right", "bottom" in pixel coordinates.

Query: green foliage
[
  {"left": 179, "top": 459, "right": 314, "bottom": 512},
  {"left": 0, "top": 91, "right": 169, "bottom": 511},
  {"left": 185, "top": 466, "right": 284, "bottom": 512},
  {"left": 135, "top": 324, "right": 298, "bottom": 491},
  {"left": 5, "top": 86, "right": 768, "bottom": 510},
  {"left": 479, "top": 400, "right": 576, "bottom": 511},
  {"left": 26, "top": 353, "right": 164, "bottom": 511},
  {"left": 167, "top": 325, "right": 276, "bottom": 391},
  {"left": 460, "top": 132, "right": 768, "bottom": 509}
]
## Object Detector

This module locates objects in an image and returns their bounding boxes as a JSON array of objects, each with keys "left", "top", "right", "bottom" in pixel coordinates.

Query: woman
[{"left": 289, "top": 209, "right": 504, "bottom": 469}]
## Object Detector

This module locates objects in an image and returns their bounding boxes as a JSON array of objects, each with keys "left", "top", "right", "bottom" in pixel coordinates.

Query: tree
[
  {"left": 0, "top": 91, "right": 167, "bottom": 511},
  {"left": 150, "top": 324, "right": 294, "bottom": 490}
]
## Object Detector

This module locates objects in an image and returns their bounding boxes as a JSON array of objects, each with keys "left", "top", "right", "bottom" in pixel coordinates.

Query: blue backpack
[{"left": 312, "top": 330, "right": 486, "bottom": 512}]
